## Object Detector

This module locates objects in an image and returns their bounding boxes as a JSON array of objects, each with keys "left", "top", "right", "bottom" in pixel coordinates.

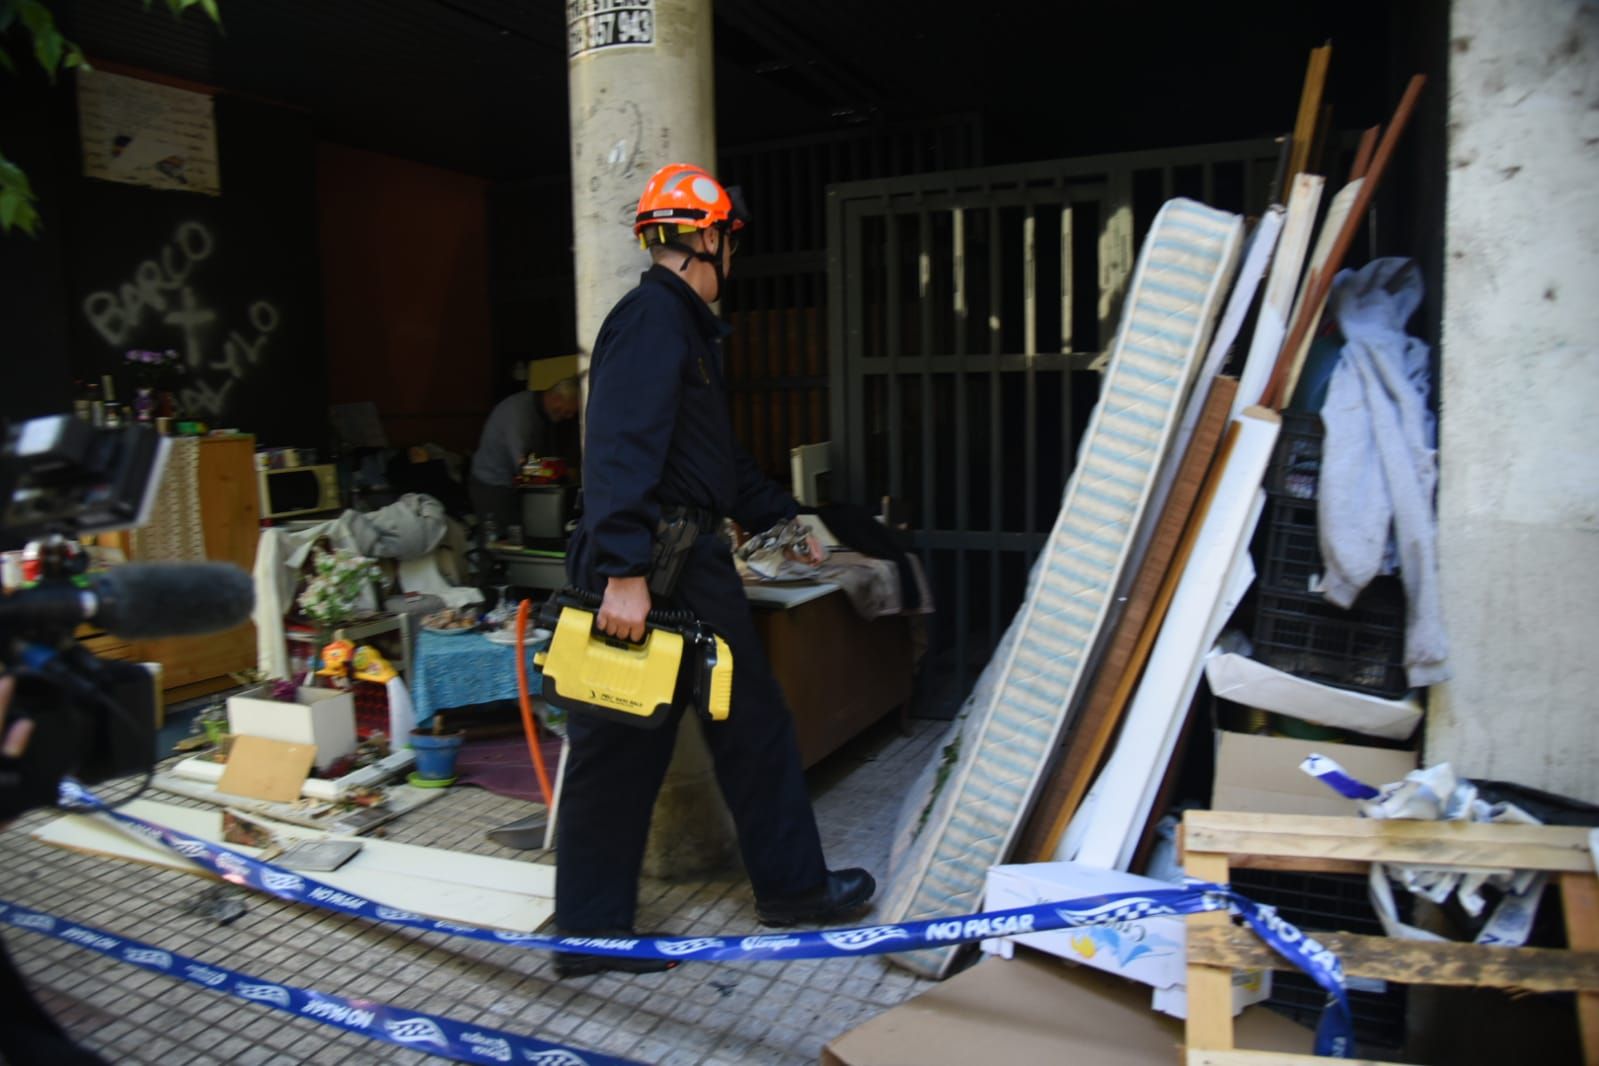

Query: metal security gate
[
  {"left": 717, "top": 117, "right": 983, "bottom": 479},
  {"left": 827, "top": 139, "right": 1282, "bottom": 705}
]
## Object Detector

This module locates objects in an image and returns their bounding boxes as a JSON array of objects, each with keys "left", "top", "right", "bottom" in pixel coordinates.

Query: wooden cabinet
[
  {"left": 85, "top": 435, "right": 260, "bottom": 701},
  {"left": 749, "top": 589, "right": 914, "bottom": 768}
]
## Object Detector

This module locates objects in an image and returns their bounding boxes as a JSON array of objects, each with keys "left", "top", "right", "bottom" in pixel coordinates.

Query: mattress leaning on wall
[{"left": 879, "top": 197, "right": 1243, "bottom": 979}]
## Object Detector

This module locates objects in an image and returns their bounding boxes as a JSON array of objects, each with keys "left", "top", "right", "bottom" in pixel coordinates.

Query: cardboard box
[
  {"left": 1212, "top": 730, "right": 1416, "bottom": 816},
  {"left": 228, "top": 685, "right": 355, "bottom": 771},
  {"left": 821, "top": 949, "right": 1313, "bottom": 1066},
  {"left": 981, "top": 861, "right": 1269, "bottom": 1018}
]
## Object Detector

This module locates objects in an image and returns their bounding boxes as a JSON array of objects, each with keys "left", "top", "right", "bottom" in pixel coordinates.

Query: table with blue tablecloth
[{"left": 411, "top": 629, "right": 545, "bottom": 728}]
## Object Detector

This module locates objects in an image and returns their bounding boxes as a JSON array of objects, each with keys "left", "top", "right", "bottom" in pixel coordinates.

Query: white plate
[{"left": 484, "top": 628, "right": 552, "bottom": 646}]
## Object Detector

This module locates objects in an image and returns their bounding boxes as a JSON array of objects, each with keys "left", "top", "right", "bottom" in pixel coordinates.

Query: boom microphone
[{"left": 0, "top": 562, "right": 255, "bottom": 639}]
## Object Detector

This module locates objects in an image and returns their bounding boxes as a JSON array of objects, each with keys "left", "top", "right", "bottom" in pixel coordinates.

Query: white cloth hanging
[{"left": 1317, "top": 258, "right": 1450, "bottom": 686}]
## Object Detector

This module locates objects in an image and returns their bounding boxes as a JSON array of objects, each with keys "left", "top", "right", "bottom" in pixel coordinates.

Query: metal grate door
[{"left": 827, "top": 140, "right": 1282, "bottom": 704}]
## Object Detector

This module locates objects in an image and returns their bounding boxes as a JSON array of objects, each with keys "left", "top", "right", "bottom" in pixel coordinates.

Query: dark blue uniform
[{"left": 557, "top": 264, "right": 828, "bottom": 932}]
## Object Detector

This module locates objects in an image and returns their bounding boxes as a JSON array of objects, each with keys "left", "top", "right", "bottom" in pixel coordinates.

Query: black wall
[{"left": 1, "top": 68, "right": 326, "bottom": 449}]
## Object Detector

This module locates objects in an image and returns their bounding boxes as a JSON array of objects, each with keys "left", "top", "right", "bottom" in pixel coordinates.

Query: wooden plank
[
  {"left": 1562, "top": 872, "right": 1599, "bottom": 1066},
  {"left": 31, "top": 799, "right": 554, "bottom": 931},
  {"left": 1230, "top": 854, "right": 1370, "bottom": 876},
  {"left": 1286, "top": 44, "right": 1332, "bottom": 182},
  {"left": 1348, "top": 125, "right": 1380, "bottom": 181},
  {"left": 1233, "top": 173, "right": 1323, "bottom": 416},
  {"left": 1184, "top": 811, "right": 1594, "bottom": 874},
  {"left": 1066, "top": 411, "right": 1277, "bottom": 869},
  {"left": 1190, "top": 1051, "right": 1407, "bottom": 1066},
  {"left": 1260, "top": 75, "right": 1427, "bottom": 410},
  {"left": 1186, "top": 851, "right": 1237, "bottom": 1052},
  {"left": 1189, "top": 925, "right": 1599, "bottom": 993},
  {"left": 1016, "top": 377, "right": 1238, "bottom": 861},
  {"left": 1276, "top": 178, "right": 1362, "bottom": 406}
]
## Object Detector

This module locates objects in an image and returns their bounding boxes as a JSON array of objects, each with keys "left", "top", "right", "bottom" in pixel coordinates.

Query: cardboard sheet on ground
[
  {"left": 1205, "top": 650, "right": 1422, "bottom": 740},
  {"left": 822, "top": 950, "right": 1313, "bottom": 1066},
  {"left": 216, "top": 735, "right": 316, "bottom": 802},
  {"left": 31, "top": 798, "right": 553, "bottom": 932}
]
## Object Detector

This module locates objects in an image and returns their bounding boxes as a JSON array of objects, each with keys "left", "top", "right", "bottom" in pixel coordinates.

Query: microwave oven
[{"left": 257, "top": 464, "right": 341, "bottom": 519}]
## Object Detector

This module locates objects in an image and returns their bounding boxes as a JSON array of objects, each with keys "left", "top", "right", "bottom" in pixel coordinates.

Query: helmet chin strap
[{"left": 663, "top": 227, "right": 728, "bottom": 302}]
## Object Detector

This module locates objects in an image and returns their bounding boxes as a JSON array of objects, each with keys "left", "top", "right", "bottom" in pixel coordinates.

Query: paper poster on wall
[
  {"left": 567, "top": 0, "right": 654, "bottom": 59},
  {"left": 77, "top": 70, "right": 221, "bottom": 196}
]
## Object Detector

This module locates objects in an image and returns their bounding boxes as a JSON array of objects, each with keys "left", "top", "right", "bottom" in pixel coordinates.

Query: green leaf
[
  {"left": 0, "top": 155, "right": 36, "bottom": 199},
  {"left": 0, "top": 45, "right": 14, "bottom": 76},
  {"left": 0, "top": 156, "right": 40, "bottom": 236},
  {"left": 16, "top": 0, "right": 69, "bottom": 79}
]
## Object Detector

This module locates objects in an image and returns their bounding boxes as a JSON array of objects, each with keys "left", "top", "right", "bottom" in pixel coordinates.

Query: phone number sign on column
[{"left": 568, "top": 0, "right": 655, "bottom": 59}]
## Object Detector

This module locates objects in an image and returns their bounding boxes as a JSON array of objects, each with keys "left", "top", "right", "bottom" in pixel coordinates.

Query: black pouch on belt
[{"left": 646, "top": 506, "right": 703, "bottom": 598}]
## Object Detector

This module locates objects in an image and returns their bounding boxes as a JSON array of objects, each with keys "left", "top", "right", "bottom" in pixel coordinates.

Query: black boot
[
  {"left": 755, "top": 868, "right": 877, "bottom": 927},
  {"left": 552, "top": 930, "right": 678, "bottom": 979}
]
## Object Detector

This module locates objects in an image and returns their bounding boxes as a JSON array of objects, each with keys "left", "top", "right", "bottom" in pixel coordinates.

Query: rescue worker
[{"left": 554, "top": 164, "right": 875, "bottom": 977}]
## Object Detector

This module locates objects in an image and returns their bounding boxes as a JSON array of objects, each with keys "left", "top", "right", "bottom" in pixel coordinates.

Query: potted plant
[{"left": 409, "top": 713, "right": 464, "bottom": 787}]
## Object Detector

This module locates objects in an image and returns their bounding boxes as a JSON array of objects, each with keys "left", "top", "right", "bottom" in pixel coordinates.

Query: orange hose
[{"left": 514, "top": 598, "right": 555, "bottom": 807}]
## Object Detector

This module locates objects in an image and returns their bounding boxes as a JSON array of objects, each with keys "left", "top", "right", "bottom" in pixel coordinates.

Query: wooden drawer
[{"left": 78, "top": 631, "right": 143, "bottom": 663}]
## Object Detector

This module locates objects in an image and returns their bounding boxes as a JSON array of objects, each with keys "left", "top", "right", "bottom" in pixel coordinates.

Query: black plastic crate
[
  {"left": 1258, "top": 496, "right": 1323, "bottom": 594},
  {"left": 1231, "top": 868, "right": 1410, "bottom": 1052},
  {"left": 1254, "top": 586, "right": 1407, "bottom": 697},
  {"left": 1265, "top": 409, "right": 1325, "bottom": 501},
  {"left": 1252, "top": 409, "right": 1408, "bottom": 698}
]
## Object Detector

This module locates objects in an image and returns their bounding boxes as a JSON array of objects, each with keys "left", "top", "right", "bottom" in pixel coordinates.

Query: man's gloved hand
[{"left": 598, "top": 576, "right": 651, "bottom": 643}]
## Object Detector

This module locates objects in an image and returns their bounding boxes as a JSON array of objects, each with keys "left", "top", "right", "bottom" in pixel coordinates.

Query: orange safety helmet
[{"left": 633, "top": 163, "right": 748, "bottom": 249}]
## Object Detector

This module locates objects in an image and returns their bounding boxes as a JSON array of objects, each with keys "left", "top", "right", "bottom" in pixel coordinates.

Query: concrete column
[
  {"left": 566, "top": 0, "right": 738, "bottom": 877},
  {"left": 1431, "top": 0, "right": 1599, "bottom": 802}
]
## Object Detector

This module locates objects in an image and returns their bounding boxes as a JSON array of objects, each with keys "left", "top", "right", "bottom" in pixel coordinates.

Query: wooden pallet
[{"left": 1181, "top": 810, "right": 1599, "bottom": 1065}]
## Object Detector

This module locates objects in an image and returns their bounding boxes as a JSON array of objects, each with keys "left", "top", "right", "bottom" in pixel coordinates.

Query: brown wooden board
[
  {"left": 1287, "top": 44, "right": 1332, "bottom": 183},
  {"left": 1184, "top": 810, "right": 1595, "bottom": 874},
  {"left": 215, "top": 734, "right": 316, "bottom": 803},
  {"left": 1261, "top": 75, "right": 1426, "bottom": 410},
  {"left": 1184, "top": 810, "right": 1599, "bottom": 1064},
  {"left": 1561, "top": 872, "right": 1599, "bottom": 1065},
  {"left": 1015, "top": 376, "right": 1238, "bottom": 861},
  {"left": 1189, "top": 925, "right": 1599, "bottom": 993}
]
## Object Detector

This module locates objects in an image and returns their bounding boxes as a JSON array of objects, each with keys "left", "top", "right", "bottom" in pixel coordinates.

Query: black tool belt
[{"left": 647, "top": 504, "right": 720, "bottom": 598}]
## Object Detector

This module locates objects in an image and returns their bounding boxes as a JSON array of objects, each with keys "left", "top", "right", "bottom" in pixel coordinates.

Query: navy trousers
[{"left": 554, "top": 535, "right": 828, "bottom": 932}]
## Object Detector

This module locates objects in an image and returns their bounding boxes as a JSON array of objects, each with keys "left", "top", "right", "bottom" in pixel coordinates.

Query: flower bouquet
[{"left": 297, "top": 548, "right": 382, "bottom": 627}]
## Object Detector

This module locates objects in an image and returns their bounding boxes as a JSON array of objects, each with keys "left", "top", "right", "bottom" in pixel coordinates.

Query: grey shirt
[{"left": 469, "top": 391, "right": 552, "bottom": 487}]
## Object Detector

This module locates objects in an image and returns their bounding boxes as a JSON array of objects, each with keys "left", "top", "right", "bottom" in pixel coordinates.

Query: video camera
[{"left": 0, "top": 415, "right": 254, "bottom": 818}]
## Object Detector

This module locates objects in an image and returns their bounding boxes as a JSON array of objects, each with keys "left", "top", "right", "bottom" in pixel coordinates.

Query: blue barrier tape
[
  {"left": 57, "top": 781, "right": 1356, "bottom": 1056},
  {"left": 0, "top": 898, "right": 638, "bottom": 1066},
  {"left": 1300, "top": 754, "right": 1381, "bottom": 800}
]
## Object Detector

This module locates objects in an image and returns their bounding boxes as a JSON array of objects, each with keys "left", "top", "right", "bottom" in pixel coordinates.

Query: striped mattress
[{"left": 880, "top": 197, "right": 1242, "bottom": 978}]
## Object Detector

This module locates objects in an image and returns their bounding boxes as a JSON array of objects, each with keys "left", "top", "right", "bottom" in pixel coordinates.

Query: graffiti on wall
[{"left": 81, "top": 221, "right": 281, "bottom": 418}]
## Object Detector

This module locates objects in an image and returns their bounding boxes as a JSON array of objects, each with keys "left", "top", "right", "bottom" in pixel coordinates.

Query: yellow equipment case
[{"left": 535, "top": 589, "right": 732, "bottom": 729}]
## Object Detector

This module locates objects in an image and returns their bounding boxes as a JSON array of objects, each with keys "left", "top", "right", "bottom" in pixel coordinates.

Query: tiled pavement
[{"left": 0, "top": 715, "right": 947, "bottom": 1065}]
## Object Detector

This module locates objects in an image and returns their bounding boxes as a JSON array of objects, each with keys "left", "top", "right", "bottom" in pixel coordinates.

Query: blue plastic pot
[{"left": 410, "top": 727, "right": 465, "bottom": 782}]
